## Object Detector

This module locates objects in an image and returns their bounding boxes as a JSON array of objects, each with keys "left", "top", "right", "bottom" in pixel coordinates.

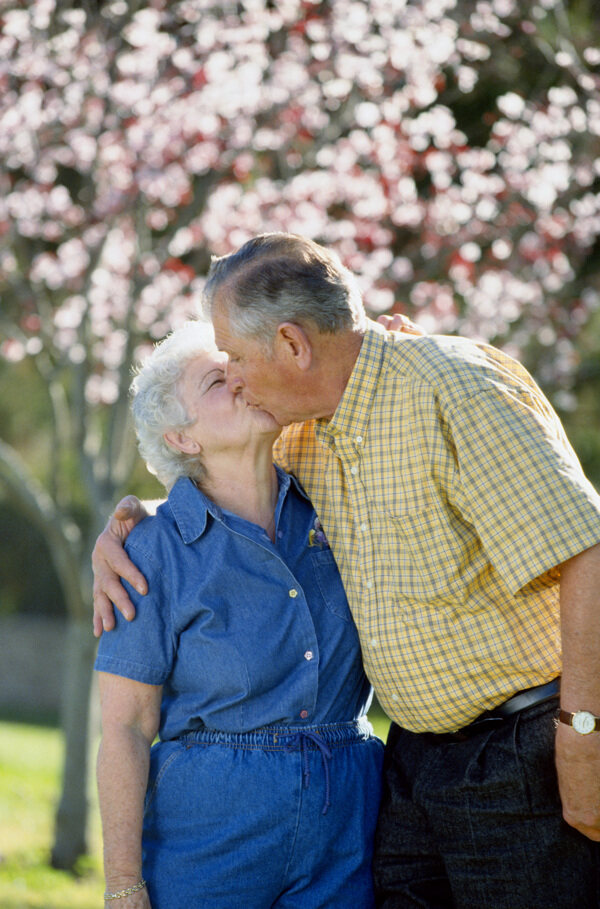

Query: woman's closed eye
[{"left": 202, "top": 369, "right": 226, "bottom": 392}]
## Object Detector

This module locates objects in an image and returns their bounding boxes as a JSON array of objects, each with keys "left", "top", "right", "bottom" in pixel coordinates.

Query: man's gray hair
[
  {"left": 202, "top": 233, "right": 366, "bottom": 344},
  {"left": 130, "top": 320, "right": 215, "bottom": 490}
]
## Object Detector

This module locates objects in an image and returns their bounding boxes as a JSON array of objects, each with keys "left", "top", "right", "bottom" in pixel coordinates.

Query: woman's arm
[{"left": 97, "top": 672, "right": 162, "bottom": 905}]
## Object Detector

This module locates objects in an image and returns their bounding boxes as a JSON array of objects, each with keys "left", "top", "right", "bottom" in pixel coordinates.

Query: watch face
[{"left": 573, "top": 711, "right": 596, "bottom": 735}]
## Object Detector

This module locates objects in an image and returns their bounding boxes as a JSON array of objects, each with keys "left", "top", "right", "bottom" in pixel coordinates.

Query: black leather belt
[
  {"left": 434, "top": 678, "right": 560, "bottom": 742},
  {"left": 487, "top": 677, "right": 560, "bottom": 719}
]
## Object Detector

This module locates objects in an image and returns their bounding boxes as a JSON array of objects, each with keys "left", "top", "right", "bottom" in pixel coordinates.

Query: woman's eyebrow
[{"left": 200, "top": 366, "right": 225, "bottom": 387}]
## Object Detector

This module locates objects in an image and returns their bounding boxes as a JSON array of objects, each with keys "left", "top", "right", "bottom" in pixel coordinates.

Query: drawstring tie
[{"left": 284, "top": 731, "right": 333, "bottom": 815}]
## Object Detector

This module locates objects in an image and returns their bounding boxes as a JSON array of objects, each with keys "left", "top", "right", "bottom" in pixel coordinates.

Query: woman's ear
[
  {"left": 275, "top": 322, "right": 313, "bottom": 371},
  {"left": 163, "top": 430, "right": 202, "bottom": 455}
]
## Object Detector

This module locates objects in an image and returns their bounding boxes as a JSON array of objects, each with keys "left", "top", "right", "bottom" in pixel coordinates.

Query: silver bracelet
[{"left": 104, "top": 879, "right": 147, "bottom": 901}]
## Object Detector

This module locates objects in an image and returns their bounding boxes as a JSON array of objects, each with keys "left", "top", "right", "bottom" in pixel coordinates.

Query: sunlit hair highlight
[{"left": 202, "top": 232, "right": 366, "bottom": 347}]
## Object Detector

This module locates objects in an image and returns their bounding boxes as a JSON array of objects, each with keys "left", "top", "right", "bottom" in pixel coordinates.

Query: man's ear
[
  {"left": 274, "top": 322, "right": 313, "bottom": 371},
  {"left": 163, "top": 430, "right": 202, "bottom": 455}
]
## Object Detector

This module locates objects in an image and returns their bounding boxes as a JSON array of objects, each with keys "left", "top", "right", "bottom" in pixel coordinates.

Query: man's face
[{"left": 212, "top": 303, "right": 302, "bottom": 426}]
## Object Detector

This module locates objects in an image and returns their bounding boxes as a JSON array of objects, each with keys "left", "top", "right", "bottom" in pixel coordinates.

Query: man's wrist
[{"left": 558, "top": 708, "right": 600, "bottom": 735}]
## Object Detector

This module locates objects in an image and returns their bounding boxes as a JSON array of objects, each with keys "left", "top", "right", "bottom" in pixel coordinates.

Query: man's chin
[{"left": 245, "top": 400, "right": 282, "bottom": 426}]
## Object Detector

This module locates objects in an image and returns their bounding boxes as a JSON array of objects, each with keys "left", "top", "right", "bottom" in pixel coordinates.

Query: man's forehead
[
  {"left": 211, "top": 306, "right": 234, "bottom": 345},
  {"left": 213, "top": 310, "right": 254, "bottom": 354}
]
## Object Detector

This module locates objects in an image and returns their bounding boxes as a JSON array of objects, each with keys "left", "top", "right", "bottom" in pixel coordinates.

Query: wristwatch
[{"left": 558, "top": 709, "right": 600, "bottom": 735}]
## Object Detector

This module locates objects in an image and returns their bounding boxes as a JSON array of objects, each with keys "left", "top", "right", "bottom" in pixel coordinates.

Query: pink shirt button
[{"left": 300, "top": 710, "right": 309, "bottom": 719}]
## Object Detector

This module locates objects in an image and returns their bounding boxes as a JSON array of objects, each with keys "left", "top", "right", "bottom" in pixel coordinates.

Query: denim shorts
[{"left": 142, "top": 720, "right": 384, "bottom": 908}]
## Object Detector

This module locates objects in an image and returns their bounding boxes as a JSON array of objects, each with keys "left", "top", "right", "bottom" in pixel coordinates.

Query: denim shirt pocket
[{"left": 310, "top": 548, "right": 353, "bottom": 622}]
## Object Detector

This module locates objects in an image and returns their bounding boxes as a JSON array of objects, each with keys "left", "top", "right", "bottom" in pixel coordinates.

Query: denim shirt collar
[{"left": 167, "top": 467, "right": 311, "bottom": 544}]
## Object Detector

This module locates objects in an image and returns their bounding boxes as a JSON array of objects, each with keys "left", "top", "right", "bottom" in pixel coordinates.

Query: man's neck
[{"left": 312, "top": 326, "right": 365, "bottom": 420}]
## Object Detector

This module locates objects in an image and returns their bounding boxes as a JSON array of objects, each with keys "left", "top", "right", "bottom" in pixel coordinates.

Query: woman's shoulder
[
  {"left": 123, "top": 500, "right": 179, "bottom": 569},
  {"left": 124, "top": 478, "right": 213, "bottom": 571}
]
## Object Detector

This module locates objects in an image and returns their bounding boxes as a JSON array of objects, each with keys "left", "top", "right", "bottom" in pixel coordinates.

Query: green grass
[
  {"left": 0, "top": 721, "right": 103, "bottom": 909},
  {"left": 369, "top": 702, "right": 391, "bottom": 743},
  {"left": 0, "top": 710, "right": 389, "bottom": 907}
]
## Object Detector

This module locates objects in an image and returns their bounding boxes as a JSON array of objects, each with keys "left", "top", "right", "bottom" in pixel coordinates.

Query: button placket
[{"left": 334, "top": 437, "right": 377, "bottom": 623}]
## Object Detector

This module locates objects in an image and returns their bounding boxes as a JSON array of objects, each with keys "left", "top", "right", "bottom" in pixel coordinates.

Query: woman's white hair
[{"left": 131, "top": 320, "right": 216, "bottom": 490}]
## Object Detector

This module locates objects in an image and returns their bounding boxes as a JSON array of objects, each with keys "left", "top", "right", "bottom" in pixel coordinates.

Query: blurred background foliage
[{"left": 0, "top": 0, "right": 598, "bottom": 870}]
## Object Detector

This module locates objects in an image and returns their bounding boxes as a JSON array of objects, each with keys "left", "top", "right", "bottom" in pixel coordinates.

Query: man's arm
[
  {"left": 92, "top": 315, "right": 422, "bottom": 637},
  {"left": 92, "top": 496, "right": 160, "bottom": 637},
  {"left": 556, "top": 540, "right": 600, "bottom": 841}
]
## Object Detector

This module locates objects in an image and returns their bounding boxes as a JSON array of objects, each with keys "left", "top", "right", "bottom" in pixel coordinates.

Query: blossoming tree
[{"left": 1, "top": 0, "right": 599, "bottom": 868}]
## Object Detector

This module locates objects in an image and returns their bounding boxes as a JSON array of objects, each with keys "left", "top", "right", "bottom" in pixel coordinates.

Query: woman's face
[{"left": 176, "top": 346, "right": 281, "bottom": 457}]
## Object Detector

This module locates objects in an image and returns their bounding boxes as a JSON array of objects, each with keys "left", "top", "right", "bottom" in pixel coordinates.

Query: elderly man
[{"left": 94, "top": 233, "right": 600, "bottom": 909}]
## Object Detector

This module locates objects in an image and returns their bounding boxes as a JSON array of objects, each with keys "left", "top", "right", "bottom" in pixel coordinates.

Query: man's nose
[{"left": 225, "top": 367, "right": 243, "bottom": 393}]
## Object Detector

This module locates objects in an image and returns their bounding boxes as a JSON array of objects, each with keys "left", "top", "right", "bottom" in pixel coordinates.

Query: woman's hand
[
  {"left": 377, "top": 312, "right": 425, "bottom": 335},
  {"left": 92, "top": 496, "right": 149, "bottom": 636}
]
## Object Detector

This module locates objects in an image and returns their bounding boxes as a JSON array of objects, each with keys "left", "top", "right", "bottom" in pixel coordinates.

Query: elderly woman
[{"left": 95, "top": 320, "right": 383, "bottom": 909}]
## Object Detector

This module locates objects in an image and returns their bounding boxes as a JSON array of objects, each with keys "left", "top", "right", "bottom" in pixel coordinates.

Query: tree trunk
[
  {"left": 0, "top": 441, "right": 97, "bottom": 871},
  {"left": 51, "top": 617, "right": 97, "bottom": 870}
]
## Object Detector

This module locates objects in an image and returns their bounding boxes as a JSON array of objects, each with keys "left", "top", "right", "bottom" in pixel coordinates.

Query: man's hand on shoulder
[{"left": 92, "top": 496, "right": 149, "bottom": 637}]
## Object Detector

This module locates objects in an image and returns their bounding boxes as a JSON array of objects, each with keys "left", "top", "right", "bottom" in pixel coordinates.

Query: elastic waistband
[{"left": 176, "top": 718, "right": 374, "bottom": 749}]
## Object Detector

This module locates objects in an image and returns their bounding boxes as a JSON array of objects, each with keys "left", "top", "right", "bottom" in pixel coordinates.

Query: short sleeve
[
  {"left": 94, "top": 548, "right": 174, "bottom": 685},
  {"left": 449, "top": 385, "right": 600, "bottom": 593}
]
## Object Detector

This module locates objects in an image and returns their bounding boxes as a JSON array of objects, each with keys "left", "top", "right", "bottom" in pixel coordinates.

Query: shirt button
[
  {"left": 365, "top": 580, "right": 373, "bottom": 589},
  {"left": 350, "top": 466, "right": 358, "bottom": 475},
  {"left": 300, "top": 709, "right": 309, "bottom": 719},
  {"left": 360, "top": 522, "right": 368, "bottom": 532},
  {"left": 304, "top": 650, "right": 314, "bottom": 661},
  {"left": 355, "top": 436, "right": 363, "bottom": 444},
  {"left": 289, "top": 588, "right": 298, "bottom": 598}
]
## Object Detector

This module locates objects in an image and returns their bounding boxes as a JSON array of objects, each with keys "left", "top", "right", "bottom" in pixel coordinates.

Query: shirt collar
[
  {"left": 167, "top": 477, "right": 219, "bottom": 544},
  {"left": 316, "top": 320, "right": 388, "bottom": 445},
  {"left": 167, "top": 468, "right": 310, "bottom": 544}
]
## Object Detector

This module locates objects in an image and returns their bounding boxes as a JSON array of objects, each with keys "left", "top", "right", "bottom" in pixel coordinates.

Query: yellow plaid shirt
[{"left": 274, "top": 322, "right": 600, "bottom": 733}]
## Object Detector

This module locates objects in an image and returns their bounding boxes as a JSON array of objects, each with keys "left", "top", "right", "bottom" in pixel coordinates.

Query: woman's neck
[{"left": 199, "top": 445, "right": 279, "bottom": 541}]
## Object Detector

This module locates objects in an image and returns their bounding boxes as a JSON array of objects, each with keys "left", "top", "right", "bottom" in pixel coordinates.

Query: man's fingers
[
  {"left": 92, "top": 591, "right": 116, "bottom": 637},
  {"left": 102, "top": 544, "right": 148, "bottom": 596}
]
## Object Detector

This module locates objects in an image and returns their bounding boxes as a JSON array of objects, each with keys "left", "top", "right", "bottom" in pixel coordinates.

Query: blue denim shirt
[{"left": 95, "top": 468, "right": 372, "bottom": 740}]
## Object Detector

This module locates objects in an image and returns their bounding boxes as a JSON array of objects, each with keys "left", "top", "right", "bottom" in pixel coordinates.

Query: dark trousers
[{"left": 373, "top": 700, "right": 600, "bottom": 909}]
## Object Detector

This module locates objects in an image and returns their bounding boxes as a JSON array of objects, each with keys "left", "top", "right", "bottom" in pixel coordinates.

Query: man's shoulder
[{"left": 383, "top": 333, "right": 533, "bottom": 398}]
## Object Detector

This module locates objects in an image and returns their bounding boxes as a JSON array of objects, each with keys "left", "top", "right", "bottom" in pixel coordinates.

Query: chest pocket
[
  {"left": 310, "top": 549, "right": 354, "bottom": 622},
  {"left": 368, "top": 493, "right": 473, "bottom": 603}
]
